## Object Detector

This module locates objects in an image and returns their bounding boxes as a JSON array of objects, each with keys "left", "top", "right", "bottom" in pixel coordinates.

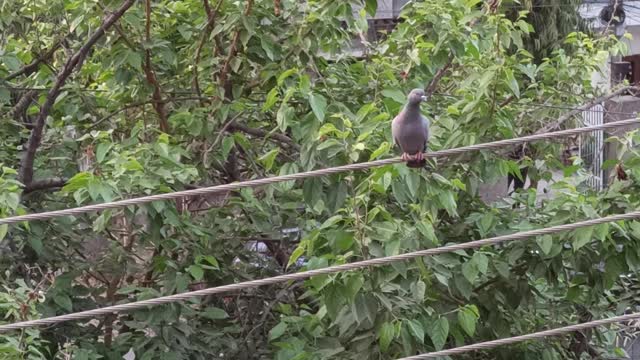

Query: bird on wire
[{"left": 391, "top": 88, "right": 430, "bottom": 168}]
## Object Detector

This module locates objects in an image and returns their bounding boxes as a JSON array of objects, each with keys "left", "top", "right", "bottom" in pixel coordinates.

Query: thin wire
[
  {"left": 1, "top": 209, "right": 639, "bottom": 332},
  {"left": 5, "top": 85, "right": 635, "bottom": 117},
  {"left": 431, "top": 92, "right": 640, "bottom": 117},
  {"left": 397, "top": 311, "right": 640, "bottom": 359},
  {"left": 368, "top": 1, "right": 640, "bottom": 13},
  {"left": 0, "top": 85, "right": 197, "bottom": 95},
  {"left": 2, "top": 118, "right": 639, "bottom": 226}
]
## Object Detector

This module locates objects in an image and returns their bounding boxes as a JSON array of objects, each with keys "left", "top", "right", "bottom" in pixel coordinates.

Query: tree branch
[
  {"left": 424, "top": 52, "right": 455, "bottom": 98},
  {"left": 274, "top": 0, "right": 281, "bottom": 16},
  {"left": 22, "top": 177, "right": 68, "bottom": 194},
  {"left": 10, "top": 89, "right": 39, "bottom": 128},
  {"left": 88, "top": 96, "right": 208, "bottom": 129},
  {"left": 3, "top": 39, "right": 63, "bottom": 82},
  {"left": 193, "top": 0, "right": 224, "bottom": 100},
  {"left": 534, "top": 85, "right": 638, "bottom": 135},
  {"left": 18, "top": 0, "right": 136, "bottom": 186},
  {"left": 143, "top": 0, "right": 169, "bottom": 132},
  {"left": 217, "top": 0, "right": 254, "bottom": 100},
  {"left": 228, "top": 122, "right": 299, "bottom": 150}
]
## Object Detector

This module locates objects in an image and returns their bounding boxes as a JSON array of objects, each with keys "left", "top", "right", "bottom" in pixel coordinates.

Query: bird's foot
[
  {"left": 401, "top": 153, "right": 412, "bottom": 162},
  {"left": 415, "top": 152, "right": 424, "bottom": 162}
]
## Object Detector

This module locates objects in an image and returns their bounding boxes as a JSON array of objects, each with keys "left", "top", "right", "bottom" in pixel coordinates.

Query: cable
[
  {"left": 396, "top": 311, "right": 640, "bottom": 359},
  {"left": 5, "top": 85, "right": 635, "bottom": 117},
  {"left": 1, "top": 117, "right": 638, "bottom": 226},
  {"left": 430, "top": 92, "right": 640, "bottom": 118},
  {"left": 1, "top": 209, "right": 640, "bottom": 332}
]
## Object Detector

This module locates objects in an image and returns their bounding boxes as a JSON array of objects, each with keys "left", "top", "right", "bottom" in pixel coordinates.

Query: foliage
[
  {"left": 503, "top": 0, "right": 592, "bottom": 63},
  {"left": 0, "top": 0, "right": 637, "bottom": 359}
]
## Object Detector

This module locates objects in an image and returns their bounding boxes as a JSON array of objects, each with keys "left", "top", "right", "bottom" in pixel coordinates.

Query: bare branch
[
  {"left": 3, "top": 39, "right": 63, "bottom": 82},
  {"left": 217, "top": 0, "right": 254, "bottom": 99},
  {"left": 10, "top": 89, "right": 39, "bottom": 128},
  {"left": 143, "top": 0, "right": 169, "bottom": 132},
  {"left": 228, "top": 122, "right": 299, "bottom": 150},
  {"left": 424, "top": 52, "right": 455, "bottom": 98},
  {"left": 22, "top": 177, "right": 68, "bottom": 194},
  {"left": 534, "top": 85, "right": 638, "bottom": 135},
  {"left": 18, "top": 0, "right": 136, "bottom": 186},
  {"left": 193, "top": 0, "right": 224, "bottom": 101},
  {"left": 274, "top": 0, "right": 281, "bottom": 16},
  {"left": 88, "top": 96, "right": 208, "bottom": 129}
]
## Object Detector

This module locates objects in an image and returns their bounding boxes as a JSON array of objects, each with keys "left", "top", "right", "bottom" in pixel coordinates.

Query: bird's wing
[
  {"left": 421, "top": 115, "right": 430, "bottom": 152},
  {"left": 391, "top": 114, "right": 402, "bottom": 147}
]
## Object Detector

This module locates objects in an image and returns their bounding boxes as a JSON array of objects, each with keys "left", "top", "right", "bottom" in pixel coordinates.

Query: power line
[
  {"left": 1, "top": 118, "right": 638, "bottom": 226},
  {"left": 5, "top": 85, "right": 636, "bottom": 118},
  {"left": 430, "top": 92, "right": 640, "bottom": 117},
  {"left": 0, "top": 85, "right": 197, "bottom": 95},
  {"left": 0, "top": 209, "right": 639, "bottom": 332},
  {"left": 396, "top": 311, "right": 640, "bottom": 359}
]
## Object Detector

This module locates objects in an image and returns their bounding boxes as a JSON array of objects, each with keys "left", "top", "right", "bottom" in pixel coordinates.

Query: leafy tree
[
  {"left": 0, "top": 0, "right": 636, "bottom": 359},
  {"left": 503, "top": 0, "right": 592, "bottom": 63}
]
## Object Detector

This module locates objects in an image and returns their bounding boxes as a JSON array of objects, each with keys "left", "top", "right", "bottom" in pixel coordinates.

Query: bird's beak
[{"left": 421, "top": 95, "right": 428, "bottom": 102}]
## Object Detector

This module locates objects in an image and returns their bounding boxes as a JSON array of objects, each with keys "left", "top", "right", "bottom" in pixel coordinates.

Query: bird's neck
[{"left": 403, "top": 103, "right": 421, "bottom": 119}]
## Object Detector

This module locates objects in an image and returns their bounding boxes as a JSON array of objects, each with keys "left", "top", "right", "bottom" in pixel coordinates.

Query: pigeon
[{"left": 391, "top": 88, "right": 430, "bottom": 168}]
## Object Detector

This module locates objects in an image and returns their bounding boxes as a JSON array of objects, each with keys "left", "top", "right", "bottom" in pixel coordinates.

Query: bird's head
[{"left": 407, "top": 88, "right": 428, "bottom": 105}]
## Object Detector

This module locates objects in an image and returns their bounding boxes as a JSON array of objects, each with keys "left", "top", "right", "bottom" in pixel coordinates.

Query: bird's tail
[{"left": 406, "top": 159, "right": 427, "bottom": 168}]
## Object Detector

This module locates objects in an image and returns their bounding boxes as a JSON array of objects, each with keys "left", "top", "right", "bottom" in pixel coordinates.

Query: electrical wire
[
  {"left": 396, "top": 311, "right": 640, "bottom": 359},
  {"left": 1, "top": 118, "right": 638, "bottom": 226},
  {"left": 1, "top": 208, "right": 639, "bottom": 332}
]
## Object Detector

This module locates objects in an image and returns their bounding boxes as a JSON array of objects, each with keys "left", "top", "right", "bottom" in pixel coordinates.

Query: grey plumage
[{"left": 392, "top": 88, "right": 430, "bottom": 168}]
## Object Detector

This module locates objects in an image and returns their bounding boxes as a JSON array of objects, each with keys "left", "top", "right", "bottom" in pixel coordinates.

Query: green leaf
[
  {"left": 504, "top": 68, "right": 520, "bottom": 98},
  {"left": 437, "top": 191, "right": 457, "bottom": 216},
  {"left": 269, "top": 322, "right": 287, "bottom": 341},
  {"left": 416, "top": 221, "right": 438, "bottom": 244},
  {"left": 405, "top": 171, "right": 421, "bottom": 198},
  {"left": 188, "top": 265, "right": 204, "bottom": 281},
  {"left": 2, "top": 54, "right": 21, "bottom": 71},
  {"left": 28, "top": 236, "right": 43, "bottom": 255},
  {"left": 288, "top": 245, "right": 305, "bottom": 268},
  {"left": 369, "top": 141, "right": 390, "bottom": 160},
  {"left": 53, "top": 293, "right": 73, "bottom": 312},
  {"left": 221, "top": 136, "right": 235, "bottom": 160},
  {"left": 472, "top": 252, "right": 489, "bottom": 274},
  {"left": 573, "top": 226, "right": 594, "bottom": 251},
  {"left": 258, "top": 149, "right": 279, "bottom": 171},
  {"left": 364, "top": 0, "right": 378, "bottom": 16},
  {"left": 378, "top": 322, "right": 396, "bottom": 352},
  {"left": 428, "top": 317, "right": 449, "bottom": 350},
  {"left": 536, "top": 235, "right": 553, "bottom": 255},
  {"left": 260, "top": 37, "right": 276, "bottom": 60},
  {"left": 70, "top": 15, "right": 85, "bottom": 32},
  {"left": 0, "top": 87, "right": 10, "bottom": 104},
  {"left": 263, "top": 87, "right": 280, "bottom": 111},
  {"left": 406, "top": 319, "right": 425, "bottom": 344},
  {"left": 95, "top": 143, "right": 112, "bottom": 163},
  {"left": 595, "top": 223, "right": 609, "bottom": 241},
  {"left": 457, "top": 305, "right": 479, "bottom": 336},
  {"left": 201, "top": 307, "right": 228, "bottom": 320},
  {"left": 414, "top": 280, "right": 426, "bottom": 301},
  {"left": 320, "top": 215, "right": 342, "bottom": 229},
  {"left": 125, "top": 50, "right": 142, "bottom": 69},
  {"left": 462, "top": 260, "right": 478, "bottom": 283},
  {"left": 277, "top": 68, "right": 298, "bottom": 86},
  {"left": 277, "top": 104, "right": 295, "bottom": 131},
  {"left": 199, "top": 255, "right": 220, "bottom": 269},
  {"left": 61, "top": 172, "right": 93, "bottom": 193},
  {"left": 0, "top": 224, "right": 7, "bottom": 243},
  {"left": 381, "top": 88, "right": 406, "bottom": 103},
  {"left": 309, "top": 93, "right": 327, "bottom": 122}
]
